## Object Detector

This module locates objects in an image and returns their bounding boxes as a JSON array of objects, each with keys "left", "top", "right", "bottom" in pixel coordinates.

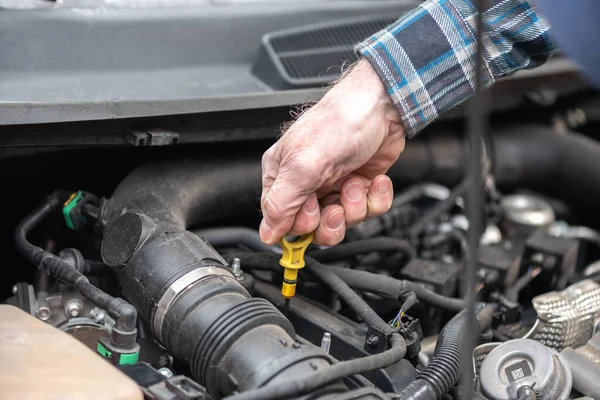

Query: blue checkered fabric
[{"left": 356, "top": 0, "right": 557, "bottom": 137}]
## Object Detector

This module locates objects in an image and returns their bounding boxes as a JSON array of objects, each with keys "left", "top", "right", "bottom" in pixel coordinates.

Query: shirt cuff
[{"left": 356, "top": 0, "right": 556, "bottom": 137}]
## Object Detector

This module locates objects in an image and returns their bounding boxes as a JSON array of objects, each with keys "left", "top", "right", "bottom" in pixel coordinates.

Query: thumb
[{"left": 260, "top": 157, "right": 324, "bottom": 244}]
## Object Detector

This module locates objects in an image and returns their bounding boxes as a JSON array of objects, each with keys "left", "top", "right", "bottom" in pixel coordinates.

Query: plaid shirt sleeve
[{"left": 355, "top": 0, "right": 557, "bottom": 137}]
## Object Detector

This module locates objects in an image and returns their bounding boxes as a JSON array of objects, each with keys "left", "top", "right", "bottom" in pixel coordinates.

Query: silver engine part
[
  {"left": 561, "top": 332, "right": 600, "bottom": 399},
  {"left": 479, "top": 338, "right": 572, "bottom": 400},
  {"left": 473, "top": 342, "right": 499, "bottom": 379},
  {"left": 25, "top": 286, "right": 114, "bottom": 351},
  {"left": 499, "top": 194, "right": 555, "bottom": 238},
  {"left": 523, "top": 279, "right": 600, "bottom": 351}
]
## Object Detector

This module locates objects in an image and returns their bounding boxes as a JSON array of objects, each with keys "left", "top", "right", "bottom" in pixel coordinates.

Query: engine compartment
[
  {"left": 3, "top": 109, "right": 600, "bottom": 399},
  {"left": 2, "top": 2, "right": 600, "bottom": 398}
]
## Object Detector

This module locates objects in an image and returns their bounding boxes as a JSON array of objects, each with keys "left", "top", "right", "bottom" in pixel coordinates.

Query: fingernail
[
  {"left": 260, "top": 219, "right": 273, "bottom": 244},
  {"left": 376, "top": 178, "right": 390, "bottom": 195},
  {"left": 326, "top": 211, "right": 344, "bottom": 230},
  {"left": 306, "top": 195, "right": 319, "bottom": 214},
  {"left": 345, "top": 182, "right": 362, "bottom": 201}
]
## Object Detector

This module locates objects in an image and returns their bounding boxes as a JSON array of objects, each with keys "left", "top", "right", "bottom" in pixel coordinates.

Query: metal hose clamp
[{"left": 152, "top": 266, "right": 234, "bottom": 342}]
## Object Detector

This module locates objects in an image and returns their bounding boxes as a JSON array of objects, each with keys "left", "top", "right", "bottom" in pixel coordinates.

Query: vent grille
[
  {"left": 269, "top": 19, "right": 397, "bottom": 53},
  {"left": 252, "top": 16, "right": 399, "bottom": 89}
]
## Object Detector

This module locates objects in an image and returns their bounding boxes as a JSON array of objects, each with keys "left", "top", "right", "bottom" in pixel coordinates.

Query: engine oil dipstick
[{"left": 279, "top": 233, "right": 314, "bottom": 317}]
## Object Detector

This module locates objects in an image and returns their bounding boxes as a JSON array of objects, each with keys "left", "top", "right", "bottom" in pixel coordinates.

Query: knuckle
[
  {"left": 285, "top": 149, "right": 331, "bottom": 186},
  {"left": 262, "top": 146, "right": 274, "bottom": 165},
  {"left": 262, "top": 193, "right": 286, "bottom": 225}
]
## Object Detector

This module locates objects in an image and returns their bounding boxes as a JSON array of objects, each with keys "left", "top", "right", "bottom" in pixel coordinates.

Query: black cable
[
  {"left": 14, "top": 192, "right": 138, "bottom": 338},
  {"left": 505, "top": 266, "right": 541, "bottom": 302},
  {"left": 223, "top": 334, "right": 405, "bottom": 400},
  {"left": 223, "top": 256, "right": 406, "bottom": 400},
  {"left": 424, "top": 229, "right": 470, "bottom": 271},
  {"left": 407, "top": 178, "right": 468, "bottom": 239},
  {"left": 400, "top": 290, "right": 418, "bottom": 313},
  {"left": 231, "top": 252, "right": 466, "bottom": 311},
  {"left": 326, "top": 265, "right": 465, "bottom": 312},
  {"left": 304, "top": 256, "right": 397, "bottom": 334},
  {"left": 309, "top": 237, "right": 416, "bottom": 263}
]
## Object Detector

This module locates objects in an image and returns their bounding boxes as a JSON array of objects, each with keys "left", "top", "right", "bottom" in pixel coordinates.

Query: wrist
[{"left": 340, "top": 59, "right": 400, "bottom": 125}]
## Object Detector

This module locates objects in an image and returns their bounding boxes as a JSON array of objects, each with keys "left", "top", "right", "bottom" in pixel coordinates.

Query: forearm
[{"left": 356, "top": 0, "right": 557, "bottom": 137}]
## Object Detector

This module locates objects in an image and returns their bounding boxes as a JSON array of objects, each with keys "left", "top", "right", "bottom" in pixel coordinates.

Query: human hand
[{"left": 260, "top": 59, "right": 406, "bottom": 246}]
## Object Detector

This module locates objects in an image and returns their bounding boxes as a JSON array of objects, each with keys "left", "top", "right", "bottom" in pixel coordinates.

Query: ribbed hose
[
  {"left": 223, "top": 256, "right": 406, "bottom": 400},
  {"left": 398, "top": 305, "right": 493, "bottom": 400}
]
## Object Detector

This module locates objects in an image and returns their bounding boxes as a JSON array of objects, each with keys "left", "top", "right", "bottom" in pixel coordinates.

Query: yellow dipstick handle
[{"left": 279, "top": 232, "right": 314, "bottom": 299}]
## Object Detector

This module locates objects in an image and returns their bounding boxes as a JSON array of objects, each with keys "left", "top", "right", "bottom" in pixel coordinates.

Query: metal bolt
[
  {"left": 36, "top": 291, "right": 51, "bottom": 321},
  {"left": 64, "top": 299, "right": 84, "bottom": 317},
  {"left": 12, "top": 285, "right": 17, "bottom": 295},
  {"left": 37, "top": 306, "right": 51, "bottom": 321},
  {"left": 231, "top": 258, "right": 243, "bottom": 280},
  {"left": 90, "top": 307, "right": 107, "bottom": 323},
  {"left": 517, "top": 386, "right": 537, "bottom": 400},
  {"left": 158, "top": 367, "right": 173, "bottom": 378},
  {"left": 366, "top": 335, "right": 380, "bottom": 348},
  {"left": 320, "top": 332, "right": 332, "bottom": 354}
]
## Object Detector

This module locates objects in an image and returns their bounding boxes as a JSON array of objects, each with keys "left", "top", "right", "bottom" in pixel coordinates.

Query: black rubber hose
[
  {"left": 232, "top": 252, "right": 465, "bottom": 311},
  {"left": 194, "top": 227, "right": 279, "bottom": 253},
  {"left": 309, "top": 237, "right": 416, "bottom": 263},
  {"left": 14, "top": 192, "right": 138, "bottom": 336},
  {"left": 304, "top": 256, "right": 397, "bottom": 335},
  {"left": 492, "top": 125, "right": 600, "bottom": 224},
  {"left": 391, "top": 125, "right": 600, "bottom": 229},
  {"left": 102, "top": 126, "right": 600, "bottom": 232},
  {"left": 223, "top": 257, "right": 406, "bottom": 400},
  {"left": 104, "top": 156, "right": 263, "bottom": 230},
  {"left": 397, "top": 305, "right": 494, "bottom": 400}
]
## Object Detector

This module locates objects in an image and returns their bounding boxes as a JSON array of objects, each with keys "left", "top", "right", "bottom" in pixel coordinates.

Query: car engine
[{"left": 1, "top": 1, "right": 600, "bottom": 400}]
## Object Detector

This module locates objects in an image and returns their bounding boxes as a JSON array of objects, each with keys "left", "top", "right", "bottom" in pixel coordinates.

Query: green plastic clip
[
  {"left": 62, "top": 191, "right": 84, "bottom": 230},
  {"left": 97, "top": 341, "right": 139, "bottom": 365}
]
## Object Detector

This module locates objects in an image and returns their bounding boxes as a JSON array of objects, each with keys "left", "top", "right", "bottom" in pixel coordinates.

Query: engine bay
[{"left": 3, "top": 118, "right": 600, "bottom": 400}]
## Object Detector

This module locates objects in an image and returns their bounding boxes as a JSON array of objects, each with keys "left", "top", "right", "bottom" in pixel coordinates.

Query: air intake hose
[{"left": 100, "top": 156, "right": 344, "bottom": 399}]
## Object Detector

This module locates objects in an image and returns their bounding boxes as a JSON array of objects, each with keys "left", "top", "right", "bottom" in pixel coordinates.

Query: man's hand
[{"left": 260, "top": 59, "right": 406, "bottom": 246}]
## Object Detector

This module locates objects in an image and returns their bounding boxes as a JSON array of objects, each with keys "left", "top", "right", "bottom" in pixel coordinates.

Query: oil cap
[{"left": 479, "top": 339, "right": 572, "bottom": 400}]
